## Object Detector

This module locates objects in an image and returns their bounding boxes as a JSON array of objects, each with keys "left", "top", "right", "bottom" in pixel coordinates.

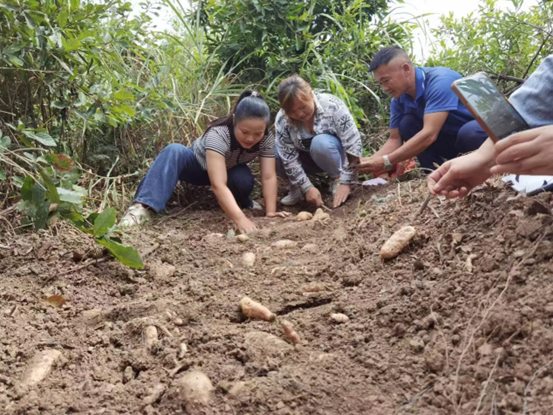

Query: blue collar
[
  {"left": 400, "top": 67, "right": 426, "bottom": 105},
  {"left": 414, "top": 67, "right": 426, "bottom": 100}
]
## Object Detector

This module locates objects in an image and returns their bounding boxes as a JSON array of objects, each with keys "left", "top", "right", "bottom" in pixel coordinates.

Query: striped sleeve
[
  {"left": 203, "top": 127, "right": 231, "bottom": 156},
  {"left": 259, "top": 130, "right": 275, "bottom": 158}
]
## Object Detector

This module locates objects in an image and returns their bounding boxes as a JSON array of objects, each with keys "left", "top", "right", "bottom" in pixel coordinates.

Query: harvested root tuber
[
  {"left": 280, "top": 319, "right": 301, "bottom": 345},
  {"left": 312, "top": 208, "right": 330, "bottom": 222},
  {"left": 143, "top": 325, "right": 159, "bottom": 352},
  {"left": 271, "top": 239, "right": 297, "bottom": 249},
  {"left": 296, "top": 211, "right": 313, "bottom": 221},
  {"left": 330, "top": 313, "right": 350, "bottom": 323},
  {"left": 240, "top": 296, "right": 275, "bottom": 321},
  {"left": 178, "top": 342, "right": 188, "bottom": 359},
  {"left": 242, "top": 252, "right": 256, "bottom": 267},
  {"left": 301, "top": 243, "right": 318, "bottom": 253},
  {"left": 18, "top": 349, "right": 62, "bottom": 390},
  {"left": 379, "top": 225, "right": 416, "bottom": 260},
  {"left": 203, "top": 233, "right": 224, "bottom": 243}
]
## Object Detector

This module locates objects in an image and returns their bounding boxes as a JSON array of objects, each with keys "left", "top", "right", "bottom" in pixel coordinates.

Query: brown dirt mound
[{"left": 1, "top": 179, "right": 552, "bottom": 414}]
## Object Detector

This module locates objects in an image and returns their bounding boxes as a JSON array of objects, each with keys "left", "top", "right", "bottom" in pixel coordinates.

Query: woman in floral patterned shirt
[{"left": 275, "top": 75, "right": 363, "bottom": 208}]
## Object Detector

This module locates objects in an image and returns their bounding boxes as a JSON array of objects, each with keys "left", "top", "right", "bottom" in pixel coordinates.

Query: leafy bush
[
  {"left": 193, "top": 0, "right": 414, "bottom": 127},
  {"left": 428, "top": 0, "right": 553, "bottom": 92}
]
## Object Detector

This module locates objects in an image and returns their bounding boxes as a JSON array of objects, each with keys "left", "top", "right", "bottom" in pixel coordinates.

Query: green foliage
[
  {"left": 0, "top": 0, "right": 248, "bottom": 182},
  {"left": 14, "top": 151, "right": 143, "bottom": 268},
  {"left": 428, "top": 0, "right": 553, "bottom": 91},
  {"left": 0, "top": 0, "right": 169, "bottom": 171},
  {"left": 193, "top": 0, "right": 413, "bottom": 126},
  {"left": 91, "top": 208, "right": 144, "bottom": 270},
  {"left": 16, "top": 151, "right": 85, "bottom": 229}
]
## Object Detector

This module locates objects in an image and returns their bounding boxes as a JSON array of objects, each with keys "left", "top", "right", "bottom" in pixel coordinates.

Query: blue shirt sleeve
[
  {"left": 424, "top": 70, "right": 461, "bottom": 114},
  {"left": 389, "top": 99, "right": 402, "bottom": 128}
]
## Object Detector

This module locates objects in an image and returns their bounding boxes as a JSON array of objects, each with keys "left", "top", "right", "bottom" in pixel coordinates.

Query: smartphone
[{"left": 451, "top": 72, "right": 529, "bottom": 141}]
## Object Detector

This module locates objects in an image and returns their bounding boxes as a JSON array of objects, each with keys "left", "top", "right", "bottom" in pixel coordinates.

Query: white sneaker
[
  {"left": 249, "top": 200, "right": 263, "bottom": 211},
  {"left": 119, "top": 203, "right": 151, "bottom": 227},
  {"left": 280, "top": 187, "right": 303, "bottom": 206}
]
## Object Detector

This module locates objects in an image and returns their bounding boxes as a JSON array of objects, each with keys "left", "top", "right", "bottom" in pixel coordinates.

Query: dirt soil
[{"left": 1, "top": 178, "right": 553, "bottom": 415}]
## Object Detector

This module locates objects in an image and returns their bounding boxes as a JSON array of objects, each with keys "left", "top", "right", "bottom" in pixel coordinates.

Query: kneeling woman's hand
[
  {"left": 235, "top": 216, "right": 258, "bottom": 234},
  {"left": 266, "top": 211, "right": 291, "bottom": 218},
  {"left": 305, "top": 187, "right": 323, "bottom": 207}
]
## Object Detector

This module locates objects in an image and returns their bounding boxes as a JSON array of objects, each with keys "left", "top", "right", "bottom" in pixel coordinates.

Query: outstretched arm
[
  {"left": 388, "top": 112, "right": 449, "bottom": 163},
  {"left": 206, "top": 150, "right": 257, "bottom": 233},
  {"left": 427, "top": 138, "right": 496, "bottom": 198},
  {"left": 357, "top": 112, "right": 449, "bottom": 174},
  {"left": 259, "top": 157, "right": 290, "bottom": 218}
]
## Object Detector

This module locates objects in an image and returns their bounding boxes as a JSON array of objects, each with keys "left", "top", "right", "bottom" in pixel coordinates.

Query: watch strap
[{"left": 383, "top": 154, "right": 394, "bottom": 172}]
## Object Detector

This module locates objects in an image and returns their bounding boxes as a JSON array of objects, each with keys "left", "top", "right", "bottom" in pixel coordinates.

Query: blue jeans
[
  {"left": 134, "top": 143, "right": 254, "bottom": 212},
  {"left": 276, "top": 134, "right": 346, "bottom": 185},
  {"left": 399, "top": 114, "right": 488, "bottom": 171}
]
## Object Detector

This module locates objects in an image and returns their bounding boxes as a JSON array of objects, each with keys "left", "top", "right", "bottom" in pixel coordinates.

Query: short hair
[
  {"left": 369, "top": 46, "right": 410, "bottom": 72},
  {"left": 277, "top": 75, "right": 313, "bottom": 113}
]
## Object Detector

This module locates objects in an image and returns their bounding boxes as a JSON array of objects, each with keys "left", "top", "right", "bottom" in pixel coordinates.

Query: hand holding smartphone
[{"left": 451, "top": 72, "right": 529, "bottom": 142}]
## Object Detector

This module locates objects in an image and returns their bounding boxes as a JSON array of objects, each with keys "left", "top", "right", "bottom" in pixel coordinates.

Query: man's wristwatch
[{"left": 382, "top": 154, "right": 394, "bottom": 172}]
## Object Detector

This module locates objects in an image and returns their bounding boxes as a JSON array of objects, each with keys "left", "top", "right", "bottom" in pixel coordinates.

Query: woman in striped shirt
[{"left": 120, "top": 91, "right": 289, "bottom": 233}]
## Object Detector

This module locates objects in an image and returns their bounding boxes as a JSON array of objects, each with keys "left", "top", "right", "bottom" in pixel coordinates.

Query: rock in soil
[{"left": 176, "top": 370, "right": 213, "bottom": 405}]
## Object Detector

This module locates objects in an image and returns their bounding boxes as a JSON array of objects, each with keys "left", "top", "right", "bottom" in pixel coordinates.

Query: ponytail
[{"left": 206, "top": 90, "right": 270, "bottom": 134}]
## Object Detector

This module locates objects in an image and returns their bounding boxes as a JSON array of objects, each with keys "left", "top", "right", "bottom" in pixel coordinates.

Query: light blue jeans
[
  {"left": 276, "top": 133, "right": 346, "bottom": 185},
  {"left": 134, "top": 143, "right": 254, "bottom": 212}
]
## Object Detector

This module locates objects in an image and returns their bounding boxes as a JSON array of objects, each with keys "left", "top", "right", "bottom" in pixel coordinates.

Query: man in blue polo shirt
[{"left": 357, "top": 46, "right": 487, "bottom": 175}]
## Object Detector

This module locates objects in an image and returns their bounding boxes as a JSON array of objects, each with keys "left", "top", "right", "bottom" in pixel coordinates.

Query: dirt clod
[
  {"left": 176, "top": 370, "right": 213, "bottom": 405},
  {"left": 236, "top": 234, "right": 249, "bottom": 242},
  {"left": 242, "top": 252, "right": 256, "bottom": 267}
]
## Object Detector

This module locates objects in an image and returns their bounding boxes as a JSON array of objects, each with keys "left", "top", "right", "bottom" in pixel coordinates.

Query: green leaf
[
  {"left": 51, "top": 54, "right": 74, "bottom": 75},
  {"left": 57, "top": 9, "right": 68, "bottom": 27},
  {"left": 97, "top": 237, "right": 144, "bottom": 269},
  {"left": 7, "top": 55, "right": 24, "bottom": 67},
  {"left": 113, "top": 88, "right": 135, "bottom": 101},
  {"left": 21, "top": 176, "right": 39, "bottom": 201},
  {"left": 0, "top": 170, "right": 6, "bottom": 181},
  {"left": 0, "top": 135, "right": 10, "bottom": 152},
  {"left": 57, "top": 187, "right": 84, "bottom": 204},
  {"left": 63, "top": 36, "right": 82, "bottom": 52},
  {"left": 70, "top": 0, "right": 81, "bottom": 11},
  {"left": 111, "top": 104, "right": 136, "bottom": 117},
  {"left": 93, "top": 207, "right": 116, "bottom": 237},
  {"left": 38, "top": 168, "right": 60, "bottom": 204},
  {"left": 20, "top": 176, "right": 49, "bottom": 229},
  {"left": 22, "top": 129, "right": 57, "bottom": 147}
]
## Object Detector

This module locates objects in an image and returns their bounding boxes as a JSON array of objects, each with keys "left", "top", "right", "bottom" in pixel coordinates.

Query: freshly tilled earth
[{"left": 1, "top": 179, "right": 552, "bottom": 414}]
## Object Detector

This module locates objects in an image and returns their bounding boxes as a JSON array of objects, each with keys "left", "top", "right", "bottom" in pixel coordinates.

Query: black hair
[
  {"left": 206, "top": 90, "right": 270, "bottom": 134},
  {"left": 368, "top": 46, "right": 410, "bottom": 72}
]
